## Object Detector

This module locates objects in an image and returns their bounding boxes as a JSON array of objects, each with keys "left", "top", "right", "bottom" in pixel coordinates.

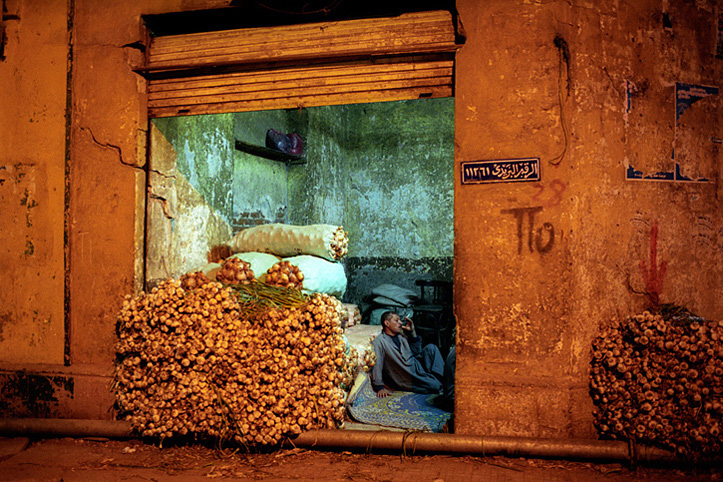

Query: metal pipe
[
  {"left": 0, "top": 418, "right": 133, "bottom": 439},
  {"left": 290, "top": 429, "right": 680, "bottom": 463},
  {"left": 0, "top": 419, "right": 689, "bottom": 464}
]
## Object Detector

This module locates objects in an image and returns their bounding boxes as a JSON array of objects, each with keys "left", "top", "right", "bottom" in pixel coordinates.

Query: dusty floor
[{"left": 0, "top": 436, "right": 721, "bottom": 482}]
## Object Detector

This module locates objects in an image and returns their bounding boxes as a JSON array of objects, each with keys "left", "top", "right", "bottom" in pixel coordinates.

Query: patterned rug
[{"left": 346, "top": 372, "right": 452, "bottom": 432}]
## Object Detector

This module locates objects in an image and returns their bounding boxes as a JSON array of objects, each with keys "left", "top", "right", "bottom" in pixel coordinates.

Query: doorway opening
[{"left": 146, "top": 96, "right": 454, "bottom": 432}]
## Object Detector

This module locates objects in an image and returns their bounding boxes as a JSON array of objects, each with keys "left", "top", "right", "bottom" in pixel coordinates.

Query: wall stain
[
  {"left": 531, "top": 179, "right": 567, "bottom": 208},
  {"left": 0, "top": 311, "right": 10, "bottom": 342},
  {"left": 639, "top": 220, "right": 666, "bottom": 306},
  {"left": 24, "top": 239, "right": 34, "bottom": 256},
  {"left": 0, "top": 372, "right": 74, "bottom": 418}
]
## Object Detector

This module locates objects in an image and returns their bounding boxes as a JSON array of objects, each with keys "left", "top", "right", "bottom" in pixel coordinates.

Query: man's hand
[
  {"left": 376, "top": 388, "right": 392, "bottom": 398},
  {"left": 401, "top": 316, "right": 416, "bottom": 337}
]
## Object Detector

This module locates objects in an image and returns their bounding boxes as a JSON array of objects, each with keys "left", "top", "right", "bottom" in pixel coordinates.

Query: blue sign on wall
[{"left": 461, "top": 158, "right": 540, "bottom": 184}]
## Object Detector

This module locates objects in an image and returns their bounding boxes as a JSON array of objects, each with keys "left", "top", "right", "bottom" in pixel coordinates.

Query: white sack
[{"left": 283, "top": 255, "right": 347, "bottom": 298}]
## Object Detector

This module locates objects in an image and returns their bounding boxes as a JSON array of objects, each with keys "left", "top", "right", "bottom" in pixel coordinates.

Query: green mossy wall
[
  {"left": 152, "top": 114, "right": 236, "bottom": 223},
  {"left": 145, "top": 122, "right": 233, "bottom": 286},
  {"left": 232, "top": 109, "right": 304, "bottom": 229},
  {"left": 149, "top": 100, "right": 454, "bottom": 304},
  {"left": 288, "top": 99, "right": 455, "bottom": 303}
]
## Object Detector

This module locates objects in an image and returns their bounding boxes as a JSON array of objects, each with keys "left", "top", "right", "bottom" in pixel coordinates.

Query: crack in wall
[
  {"left": 122, "top": 41, "right": 145, "bottom": 52},
  {"left": 80, "top": 126, "right": 143, "bottom": 170},
  {"left": 148, "top": 191, "right": 175, "bottom": 219},
  {"left": 149, "top": 168, "right": 176, "bottom": 179}
]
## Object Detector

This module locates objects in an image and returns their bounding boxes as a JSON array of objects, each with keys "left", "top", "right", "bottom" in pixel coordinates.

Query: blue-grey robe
[{"left": 370, "top": 332, "right": 443, "bottom": 394}]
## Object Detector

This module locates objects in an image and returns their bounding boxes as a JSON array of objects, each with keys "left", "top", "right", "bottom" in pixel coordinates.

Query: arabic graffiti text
[{"left": 501, "top": 206, "right": 555, "bottom": 255}]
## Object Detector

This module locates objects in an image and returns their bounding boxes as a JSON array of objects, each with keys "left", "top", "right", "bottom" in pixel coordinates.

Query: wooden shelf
[{"left": 234, "top": 139, "right": 306, "bottom": 165}]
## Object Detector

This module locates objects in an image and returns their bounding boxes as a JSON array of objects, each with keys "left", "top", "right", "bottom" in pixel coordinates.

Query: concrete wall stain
[
  {"left": 289, "top": 99, "right": 454, "bottom": 262},
  {"left": 0, "top": 372, "right": 74, "bottom": 418},
  {"left": 639, "top": 220, "right": 667, "bottom": 306},
  {"left": 531, "top": 179, "right": 567, "bottom": 208},
  {"left": 145, "top": 123, "right": 233, "bottom": 287},
  {"left": 0, "top": 312, "right": 10, "bottom": 343},
  {"left": 153, "top": 114, "right": 236, "bottom": 223},
  {"left": 232, "top": 110, "right": 291, "bottom": 229},
  {"left": 1, "top": 159, "right": 64, "bottom": 364}
]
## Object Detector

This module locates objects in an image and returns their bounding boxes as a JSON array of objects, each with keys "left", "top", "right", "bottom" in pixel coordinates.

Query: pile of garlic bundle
[
  {"left": 361, "top": 345, "right": 377, "bottom": 373},
  {"left": 115, "top": 279, "right": 350, "bottom": 446},
  {"left": 590, "top": 306, "right": 723, "bottom": 458},
  {"left": 265, "top": 260, "right": 304, "bottom": 290},
  {"left": 216, "top": 257, "right": 255, "bottom": 285},
  {"left": 340, "top": 304, "right": 361, "bottom": 328},
  {"left": 330, "top": 226, "right": 349, "bottom": 260},
  {"left": 179, "top": 271, "right": 212, "bottom": 291}
]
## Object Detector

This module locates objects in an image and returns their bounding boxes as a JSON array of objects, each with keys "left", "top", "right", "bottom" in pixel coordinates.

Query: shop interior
[{"left": 146, "top": 97, "right": 455, "bottom": 431}]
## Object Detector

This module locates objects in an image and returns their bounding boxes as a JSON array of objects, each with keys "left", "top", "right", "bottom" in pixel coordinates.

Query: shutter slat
[
  {"left": 148, "top": 39, "right": 453, "bottom": 71},
  {"left": 150, "top": 25, "right": 452, "bottom": 58},
  {"left": 148, "top": 60, "right": 453, "bottom": 96},
  {"left": 144, "top": 10, "right": 459, "bottom": 118},
  {"left": 146, "top": 11, "right": 456, "bottom": 72},
  {"left": 150, "top": 72, "right": 451, "bottom": 108},
  {"left": 149, "top": 86, "right": 453, "bottom": 118},
  {"left": 149, "top": 72, "right": 453, "bottom": 102},
  {"left": 149, "top": 11, "right": 451, "bottom": 51},
  {"left": 148, "top": 57, "right": 453, "bottom": 88}
]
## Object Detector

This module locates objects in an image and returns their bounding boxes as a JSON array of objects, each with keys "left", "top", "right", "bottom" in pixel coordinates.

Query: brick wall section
[{"left": 232, "top": 207, "right": 286, "bottom": 232}]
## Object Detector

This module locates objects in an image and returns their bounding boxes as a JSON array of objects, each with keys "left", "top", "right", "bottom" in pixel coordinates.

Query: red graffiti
[
  {"left": 531, "top": 179, "right": 567, "bottom": 207},
  {"left": 639, "top": 221, "right": 667, "bottom": 306}
]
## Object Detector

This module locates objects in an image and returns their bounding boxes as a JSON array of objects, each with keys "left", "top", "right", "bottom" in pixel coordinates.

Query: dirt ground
[{"left": 0, "top": 436, "right": 721, "bottom": 482}]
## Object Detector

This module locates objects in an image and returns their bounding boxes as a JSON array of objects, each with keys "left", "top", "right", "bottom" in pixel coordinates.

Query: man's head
[{"left": 381, "top": 311, "right": 404, "bottom": 336}]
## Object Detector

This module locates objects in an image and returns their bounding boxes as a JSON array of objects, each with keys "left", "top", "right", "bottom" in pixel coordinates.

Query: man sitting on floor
[{"left": 371, "top": 311, "right": 448, "bottom": 398}]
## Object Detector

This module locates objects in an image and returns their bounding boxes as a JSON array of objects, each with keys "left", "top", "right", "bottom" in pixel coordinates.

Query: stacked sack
[
  {"left": 228, "top": 224, "right": 348, "bottom": 261},
  {"left": 194, "top": 224, "right": 349, "bottom": 298},
  {"left": 227, "top": 224, "right": 348, "bottom": 298}
]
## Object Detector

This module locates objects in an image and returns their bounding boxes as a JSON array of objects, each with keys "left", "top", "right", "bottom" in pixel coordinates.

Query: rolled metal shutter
[{"left": 142, "top": 10, "right": 461, "bottom": 118}]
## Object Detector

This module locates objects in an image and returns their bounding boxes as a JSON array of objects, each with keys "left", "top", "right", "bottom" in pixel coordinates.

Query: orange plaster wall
[
  {"left": 453, "top": 0, "right": 723, "bottom": 437},
  {"left": 2, "top": 0, "right": 722, "bottom": 433},
  {"left": 0, "top": 0, "right": 68, "bottom": 364},
  {"left": 67, "top": 0, "right": 193, "bottom": 365},
  {"left": 0, "top": 0, "right": 238, "bottom": 417}
]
